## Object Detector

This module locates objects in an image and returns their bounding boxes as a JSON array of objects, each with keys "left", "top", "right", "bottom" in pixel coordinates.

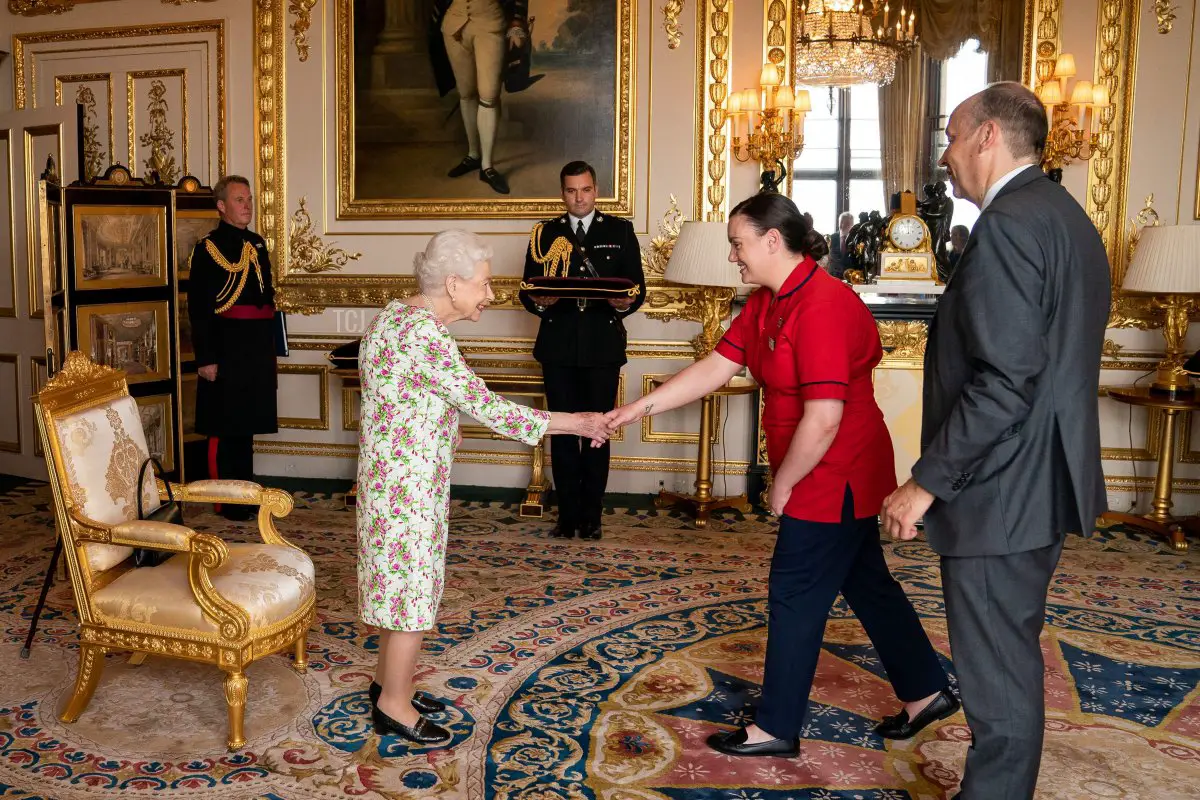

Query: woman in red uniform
[{"left": 606, "top": 193, "right": 957, "bottom": 757}]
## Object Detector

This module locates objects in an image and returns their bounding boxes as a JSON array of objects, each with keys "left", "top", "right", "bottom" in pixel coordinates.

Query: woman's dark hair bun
[{"left": 730, "top": 192, "right": 828, "bottom": 260}]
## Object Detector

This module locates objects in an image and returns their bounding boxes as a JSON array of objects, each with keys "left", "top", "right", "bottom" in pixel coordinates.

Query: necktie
[{"left": 576, "top": 220, "right": 586, "bottom": 242}]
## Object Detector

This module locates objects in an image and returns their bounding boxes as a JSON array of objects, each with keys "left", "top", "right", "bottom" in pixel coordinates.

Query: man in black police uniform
[
  {"left": 521, "top": 161, "right": 646, "bottom": 540},
  {"left": 187, "top": 175, "right": 278, "bottom": 521}
]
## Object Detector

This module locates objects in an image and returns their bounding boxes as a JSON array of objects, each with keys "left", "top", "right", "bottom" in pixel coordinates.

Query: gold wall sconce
[
  {"left": 727, "top": 63, "right": 811, "bottom": 192},
  {"left": 1036, "top": 53, "right": 1110, "bottom": 176}
]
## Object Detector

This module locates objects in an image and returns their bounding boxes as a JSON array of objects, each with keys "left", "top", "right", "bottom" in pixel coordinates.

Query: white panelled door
[{"left": 0, "top": 105, "right": 78, "bottom": 479}]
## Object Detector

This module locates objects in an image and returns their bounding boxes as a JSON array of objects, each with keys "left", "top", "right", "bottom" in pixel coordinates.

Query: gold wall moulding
[
  {"left": 254, "top": 438, "right": 751, "bottom": 475},
  {"left": 664, "top": 0, "right": 685, "bottom": 49},
  {"left": 331, "top": 0, "right": 633, "bottom": 219},
  {"left": 1032, "top": 0, "right": 1062, "bottom": 94},
  {"left": 289, "top": 0, "right": 318, "bottom": 62},
  {"left": 1086, "top": 0, "right": 1140, "bottom": 318},
  {"left": 1103, "top": 475, "right": 1200, "bottom": 493},
  {"left": 696, "top": 0, "right": 732, "bottom": 221},
  {"left": 289, "top": 197, "right": 362, "bottom": 274},
  {"left": 276, "top": 363, "right": 329, "bottom": 430},
  {"left": 275, "top": 274, "right": 707, "bottom": 319},
  {"left": 133, "top": 75, "right": 184, "bottom": 184},
  {"left": 9, "top": 0, "right": 215, "bottom": 13},
  {"left": 75, "top": 84, "right": 106, "bottom": 181},
  {"left": 1020, "top": 0, "right": 1038, "bottom": 87},
  {"left": 13, "top": 22, "right": 226, "bottom": 178}
]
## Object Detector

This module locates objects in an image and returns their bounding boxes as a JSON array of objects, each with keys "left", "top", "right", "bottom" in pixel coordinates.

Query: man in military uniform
[
  {"left": 187, "top": 175, "right": 278, "bottom": 521},
  {"left": 521, "top": 161, "right": 646, "bottom": 540},
  {"left": 429, "top": 0, "right": 529, "bottom": 195}
]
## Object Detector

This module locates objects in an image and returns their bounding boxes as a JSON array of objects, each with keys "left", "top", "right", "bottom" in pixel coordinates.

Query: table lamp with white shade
[
  {"left": 1121, "top": 225, "right": 1200, "bottom": 396},
  {"left": 664, "top": 220, "right": 743, "bottom": 359}
]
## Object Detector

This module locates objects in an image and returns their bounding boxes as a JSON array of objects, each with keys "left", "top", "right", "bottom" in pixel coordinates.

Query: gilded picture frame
[
  {"left": 175, "top": 209, "right": 219, "bottom": 281},
  {"left": 134, "top": 392, "right": 176, "bottom": 472},
  {"left": 30, "top": 355, "right": 47, "bottom": 457},
  {"left": 71, "top": 204, "right": 169, "bottom": 290},
  {"left": 336, "top": 0, "right": 634, "bottom": 219},
  {"left": 75, "top": 300, "right": 171, "bottom": 385}
]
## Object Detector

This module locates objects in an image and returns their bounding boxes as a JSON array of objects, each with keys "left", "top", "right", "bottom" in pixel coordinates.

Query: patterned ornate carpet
[{"left": 0, "top": 481, "right": 1197, "bottom": 799}]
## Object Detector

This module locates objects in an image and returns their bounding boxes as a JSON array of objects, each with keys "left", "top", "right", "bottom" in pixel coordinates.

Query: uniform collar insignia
[
  {"left": 560, "top": 216, "right": 567, "bottom": 223},
  {"left": 595, "top": 213, "right": 603, "bottom": 222}
]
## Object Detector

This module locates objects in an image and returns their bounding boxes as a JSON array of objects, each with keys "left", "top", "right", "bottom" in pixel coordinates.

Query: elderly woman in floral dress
[{"left": 357, "top": 229, "right": 609, "bottom": 747}]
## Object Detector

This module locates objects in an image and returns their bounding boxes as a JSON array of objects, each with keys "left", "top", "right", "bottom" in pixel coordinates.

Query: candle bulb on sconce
[
  {"left": 1036, "top": 51, "right": 1110, "bottom": 177},
  {"left": 728, "top": 62, "right": 810, "bottom": 193}
]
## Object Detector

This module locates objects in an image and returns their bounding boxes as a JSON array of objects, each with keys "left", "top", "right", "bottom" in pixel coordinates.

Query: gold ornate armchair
[{"left": 34, "top": 352, "right": 316, "bottom": 750}]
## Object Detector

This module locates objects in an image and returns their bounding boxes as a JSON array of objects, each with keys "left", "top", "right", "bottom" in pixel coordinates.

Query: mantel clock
[{"left": 879, "top": 191, "right": 934, "bottom": 281}]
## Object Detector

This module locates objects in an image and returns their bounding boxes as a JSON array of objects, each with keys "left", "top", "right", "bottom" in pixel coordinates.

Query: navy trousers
[{"left": 756, "top": 487, "right": 949, "bottom": 740}]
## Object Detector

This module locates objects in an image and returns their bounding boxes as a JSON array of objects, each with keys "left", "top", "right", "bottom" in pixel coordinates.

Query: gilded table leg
[
  {"left": 293, "top": 635, "right": 309, "bottom": 672},
  {"left": 223, "top": 669, "right": 249, "bottom": 751},
  {"left": 60, "top": 645, "right": 105, "bottom": 723},
  {"left": 128, "top": 652, "right": 148, "bottom": 666}
]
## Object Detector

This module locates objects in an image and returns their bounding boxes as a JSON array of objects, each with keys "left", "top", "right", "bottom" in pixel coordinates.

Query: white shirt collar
[
  {"left": 981, "top": 163, "right": 1038, "bottom": 210},
  {"left": 569, "top": 210, "right": 597, "bottom": 234}
]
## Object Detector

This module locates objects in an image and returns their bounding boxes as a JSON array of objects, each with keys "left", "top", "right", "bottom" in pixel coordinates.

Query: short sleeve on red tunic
[
  {"left": 793, "top": 301, "right": 851, "bottom": 401},
  {"left": 714, "top": 296, "right": 757, "bottom": 366}
]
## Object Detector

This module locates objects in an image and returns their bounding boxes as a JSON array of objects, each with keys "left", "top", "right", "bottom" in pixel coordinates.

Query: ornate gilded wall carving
[
  {"left": 9, "top": 0, "right": 215, "bottom": 13},
  {"left": 289, "top": 0, "right": 318, "bottom": 61},
  {"left": 695, "top": 0, "right": 732, "bottom": 222},
  {"left": 288, "top": 198, "right": 362, "bottom": 274},
  {"left": 664, "top": 0, "right": 685, "bottom": 49},
  {"left": 76, "top": 85, "right": 106, "bottom": 182},
  {"left": 137, "top": 78, "right": 181, "bottom": 184},
  {"left": 1085, "top": 0, "right": 1149, "bottom": 328}
]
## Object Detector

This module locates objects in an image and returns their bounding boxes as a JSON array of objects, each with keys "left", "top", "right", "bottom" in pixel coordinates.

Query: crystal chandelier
[{"left": 795, "top": 0, "right": 918, "bottom": 87}]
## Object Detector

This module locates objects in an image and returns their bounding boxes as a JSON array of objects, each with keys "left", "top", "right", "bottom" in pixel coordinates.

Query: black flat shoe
[
  {"left": 873, "top": 688, "right": 961, "bottom": 739},
  {"left": 479, "top": 167, "right": 510, "bottom": 194},
  {"left": 578, "top": 522, "right": 602, "bottom": 541},
  {"left": 447, "top": 156, "right": 481, "bottom": 177},
  {"left": 550, "top": 523, "right": 576, "bottom": 539},
  {"left": 368, "top": 681, "right": 446, "bottom": 714},
  {"left": 706, "top": 727, "right": 798, "bottom": 757},
  {"left": 371, "top": 705, "right": 451, "bottom": 744}
]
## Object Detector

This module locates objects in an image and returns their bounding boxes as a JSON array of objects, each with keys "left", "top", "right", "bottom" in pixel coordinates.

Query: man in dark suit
[
  {"left": 880, "top": 83, "right": 1109, "bottom": 799},
  {"left": 429, "top": 0, "right": 529, "bottom": 195},
  {"left": 828, "top": 211, "right": 854, "bottom": 278},
  {"left": 521, "top": 161, "right": 646, "bottom": 540}
]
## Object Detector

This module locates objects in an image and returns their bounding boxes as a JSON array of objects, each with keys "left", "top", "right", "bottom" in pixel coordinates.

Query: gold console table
[
  {"left": 332, "top": 368, "right": 549, "bottom": 518},
  {"left": 1099, "top": 386, "right": 1198, "bottom": 552}
]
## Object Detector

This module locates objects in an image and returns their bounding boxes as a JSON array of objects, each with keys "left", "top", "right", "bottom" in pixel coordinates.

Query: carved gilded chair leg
[
  {"left": 128, "top": 651, "right": 148, "bottom": 666},
  {"left": 293, "top": 635, "right": 308, "bottom": 672},
  {"left": 60, "top": 645, "right": 106, "bottom": 723},
  {"left": 223, "top": 669, "right": 249, "bottom": 751}
]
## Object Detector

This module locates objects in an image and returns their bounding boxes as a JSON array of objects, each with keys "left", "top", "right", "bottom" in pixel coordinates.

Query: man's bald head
[{"left": 959, "top": 82, "right": 1049, "bottom": 162}]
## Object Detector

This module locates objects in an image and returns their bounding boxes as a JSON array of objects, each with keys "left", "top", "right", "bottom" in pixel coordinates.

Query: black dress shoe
[
  {"left": 873, "top": 688, "right": 961, "bottom": 739},
  {"left": 706, "top": 727, "right": 798, "bottom": 757},
  {"left": 371, "top": 705, "right": 451, "bottom": 744},
  {"left": 479, "top": 167, "right": 510, "bottom": 194},
  {"left": 578, "top": 522, "right": 602, "bottom": 541},
  {"left": 368, "top": 681, "right": 446, "bottom": 714},
  {"left": 550, "top": 523, "right": 576, "bottom": 539},
  {"left": 447, "top": 156, "right": 481, "bottom": 177}
]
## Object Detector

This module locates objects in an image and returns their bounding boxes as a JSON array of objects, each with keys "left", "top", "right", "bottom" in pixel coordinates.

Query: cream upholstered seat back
[{"left": 51, "top": 393, "right": 159, "bottom": 573}]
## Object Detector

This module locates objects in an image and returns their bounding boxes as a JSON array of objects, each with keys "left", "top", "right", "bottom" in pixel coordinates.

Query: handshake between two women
[
  {"left": 548, "top": 400, "right": 652, "bottom": 448},
  {"left": 547, "top": 400, "right": 652, "bottom": 450}
]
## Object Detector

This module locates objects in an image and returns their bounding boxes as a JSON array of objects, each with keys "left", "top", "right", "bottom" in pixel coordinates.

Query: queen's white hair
[{"left": 413, "top": 229, "right": 493, "bottom": 295}]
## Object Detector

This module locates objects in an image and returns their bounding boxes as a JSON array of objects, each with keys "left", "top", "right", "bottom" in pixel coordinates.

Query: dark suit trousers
[
  {"left": 757, "top": 488, "right": 949, "bottom": 740},
  {"left": 941, "top": 539, "right": 1063, "bottom": 800},
  {"left": 207, "top": 435, "right": 255, "bottom": 482},
  {"left": 542, "top": 364, "right": 620, "bottom": 527}
]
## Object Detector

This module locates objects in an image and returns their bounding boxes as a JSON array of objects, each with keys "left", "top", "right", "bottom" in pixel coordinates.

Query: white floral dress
[{"left": 357, "top": 302, "right": 550, "bottom": 631}]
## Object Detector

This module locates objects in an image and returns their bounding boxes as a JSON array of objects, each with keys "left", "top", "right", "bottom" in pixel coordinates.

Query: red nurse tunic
[{"left": 714, "top": 258, "right": 897, "bottom": 523}]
